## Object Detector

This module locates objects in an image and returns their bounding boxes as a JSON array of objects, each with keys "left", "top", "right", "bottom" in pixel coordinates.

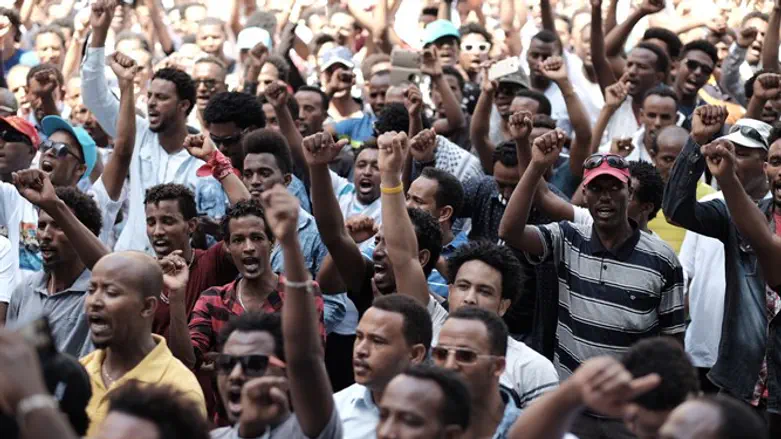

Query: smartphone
[
  {"left": 489, "top": 57, "right": 521, "bottom": 81},
  {"left": 390, "top": 49, "right": 422, "bottom": 86},
  {"left": 17, "top": 317, "right": 56, "bottom": 357}
]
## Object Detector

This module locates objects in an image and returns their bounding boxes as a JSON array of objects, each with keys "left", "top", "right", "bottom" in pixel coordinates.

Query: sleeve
[
  {"left": 525, "top": 222, "right": 564, "bottom": 266},
  {"left": 5, "top": 280, "right": 24, "bottom": 322},
  {"left": 718, "top": 43, "right": 749, "bottom": 106},
  {"left": 572, "top": 206, "right": 594, "bottom": 227},
  {"left": 678, "top": 231, "right": 698, "bottom": 280},
  {"left": 323, "top": 294, "right": 347, "bottom": 335},
  {"left": 329, "top": 169, "right": 352, "bottom": 202},
  {"left": 333, "top": 119, "right": 358, "bottom": 138},
  {"left": 0, "top": 237, "right": 20, "bottom": 303},
  {"left": 517, "top": 361, "right": 560, "bottom": 409},
  {"left": 88, "top": 177, "right": 127, "bottom": 248},
  {"left": 188, "top": 291, "right": 217, "bottom": 364},
  {"left": 658, "top": 256, "right": 686, "bottom": 336}
]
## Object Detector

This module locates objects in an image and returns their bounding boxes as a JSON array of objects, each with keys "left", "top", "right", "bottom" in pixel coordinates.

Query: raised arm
[
  {"left": 13, "top": 170, "right": 109, "bottom": 270},
  {"left": 587, "top": 81, "right": 628, "bottom": 162},
  {"left": 62, "top": 11, "right": 89, "bottom": 80},
  {"left": 604, "top": 0, "right": 619, "bottom": 33},
  {"left": 470, "top": 62, "right": 499, "bottom": 174},
  {"left": 405, "top": 85, "right": 424, "bottom": 138},
  {"left": 265, "top": 81, "right": 308, "bottom": 184},
  {"left": 590, "top": 0, "right": 619, "bottom": 93},
  {"left": 719, "top": 26, "right": 757, "bottom": 106},
  {"left": 159, "top": 252, "right": 196, "bottom": 369},
  {"left": 763, "top": 0, "right": 781, "bottom": 72},
  {"left": 425, "top": 48, "right": 465, "bottom": 134},
  {"left": 540, "top": 0, "right": 556, "bottom": 31},
  {"left": 377, "top": 131, "right": 430, "bottom": 306},
  {"left": 500, "top": 0, "right": 524, "bottom": 56},
  {"left": 604, "top": 0, "right": 665, "bottom": 57},
  {"left": 144, "top": 0, "right": 175, "bottom": 56},
  {"left": 746, "top": 73, "right": 781, "bottom": 120}
]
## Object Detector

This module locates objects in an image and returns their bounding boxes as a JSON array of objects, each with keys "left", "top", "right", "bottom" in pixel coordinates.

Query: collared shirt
[
  {"left": 410, "top": 136, "right": 485, "bottom": 185},
  {"left": 7, "top": 269, "right": 94, "bottom": 358},
  {"left": 333, "top": 383, "right": 379, "bottom": 439},
  {"left": 0, "top": 235, "right": 20, "bottom": 303},
  {"left": 80, "top": 335, "right": 206, "bottom": 437},
  {"left": 211, "top": 406, "right": 343, "bottom": 438},
  {"left": 196, "top": 175, "right": 312, "bottom": 220},
  {"left": 502, "top": 337, "right": 559, "bottom": 409},
  {"left": 270, "top": 207, "right": 328, "bottom": 278},
  {"left": 529, "top": 221, "right": 686, "bottom": 379},
  {"left": 494, "top": 387, "right": 522, "bottom": 439}
]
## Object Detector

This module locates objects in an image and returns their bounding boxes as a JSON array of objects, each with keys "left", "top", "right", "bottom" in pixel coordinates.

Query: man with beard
[
  {"left": 745, "top": 72, "right": 781, "bottom": 125},
  {"left": 190, "top": 57, "right": 227, "bottom": 131},
  {"left": 673, "top": 41, "right": 719, "bottom": 118},
  {"left": 80, "top": 250, "right": 205, "bottom": 436},
  {"left": 5, "top": 170, "right": 107, "bottom": 358},
  {"left": 83, "top": 0, "right": 208, "bottom": 253}
]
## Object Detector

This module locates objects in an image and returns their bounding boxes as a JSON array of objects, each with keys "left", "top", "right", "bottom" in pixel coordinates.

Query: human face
[
  {"left": 657, "top": 400, "right": 721, "bottom": 439},
  {"left": 653, "top": 135, "right": 685, "bottom": 182},
  {"left": 745, "top": 17, "right": 767, "bottom": 65},
  {"left": 459, "top": 32, "right": 490, "bottom": 74},
  {"left": 372, "top": 228, "right": 397, "bottom": 294},
  {"left": 576, "top": 26, "right": 593, "bottom": 68},
  {"left": 675, "top": 50, "right": 714, "bottom": 99},
  {"left": 555, "top": 18, "right": 571, "bottom": 51},
  {"left": 145, "top": 199, "right": 193, "bottom": 257},
  {"left": 625, "top": 48, "right": 663, "bottom": 98},
  {"left": 70, "top": 104, "right": 110, "bottom": 147},
  {"left": 367, "top": 74, "right": 390, "bottom": 115},
  {"left": 262, "top": 103, "right": 279, "bottom": 131},
  {"left": 94, "top": 412, "right": 160, "bottom": 439},
  {"left": 495, "top": 84, "right": 523, "bottom": 118},
  {"left": 583, "top": 175, "right": 631, "bottom": 230},
  {"left": 294, "top": 90, "right": 326, "bottom": 136},
  {"left": 258, "top": 62, "right": 280, "bottom": 95},
  {"left": 766, "top": 140, "right": 781, "bottom": 209},
  {"left": 406, "top": 176, "right": 440, "bottom": 219},
  {"left": 35, "top": 32, "right": 64, "bottom": 66},
  {"left": 147, "top": 79, "right": 185, "bottom": 133},
  {"left": 354, "top": 148, "right": 381, "bottom": 205},
  {"left": 207, "top": 121, "right": 244, "bottom": 170},
  {"left": 243, "top": 153, "right": 287, "bottom": 200},
  {"left": 0, "top": 123, "right": 35, "bottom": 178},
  {"left": 39, "top": 130, "right": 85, "bottom": 187},
  {"left": 434, "top": 318, "right": 503, "bottom": 400},
  {"left": 196, "top": 24, "right": 226, "bottom": 56},
  {"left": 8, "top": 67, "right": 30, "bottom": 108},
  {"left": 377, "top": 375, "right": 453, "bottom": 439},
  {"left": 193, "top": 62, "right": 227, "bottom": 112},
  {"left": 432, "top": 74, "right": 463, "bottom": 118},
  {"left": 527, "top": 39, "right": 558, "bottom": 82},
  {"left": 330, "top": 12, "right": 356, "bottom": 47},
  {"left": 38, "top": 209, "right": 79, "bottom": 270},
  {"left": 227, "top": 215, "right": 273, "bottom": 280},
  {"left": 510, "top": 96, "right": 541, "bottom": 116},
  {"left": 130, "top": 49, "right": 153, "bottom": 95},
  {"left": 353, "top": 307, "right": 412, "bottom": 390},
  {"left": 448, "top": 260, "right": 509, "bottom": 315},
  {"left": 639, "top": 95, "right": 677, "bottom": 142},
  {"left": 432, "top": 36, "right": 460, "bottom": 66},
  {"left": 64, "top": 77, "right": 81, "bottom": 110},
  {"left": 217, "top": 330, "right": 284, "bottom": 422},
  {"left": 735, "top": 144, "right": 768, "bottom": 196},
  {"left": 493, "top": 161, "right": 520, "bottom": 201}
]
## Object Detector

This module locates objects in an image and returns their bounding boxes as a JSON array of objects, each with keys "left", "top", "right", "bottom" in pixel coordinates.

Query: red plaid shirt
[{"left": 188, "top": 274, "right": 325, "bottom": 366}]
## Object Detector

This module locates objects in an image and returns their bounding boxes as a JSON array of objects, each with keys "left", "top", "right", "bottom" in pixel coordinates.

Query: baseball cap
[
  {"left": 497, "top": 69, "right": 530, "bottom": 89},
  {"left": 422, "top": 19, "right": 460, "bottom": 45},
  {"left": 581, "top": 153, "right": 631, "bottom": 187},
  {"left": 40, "top": 116, "right": 98, "bottom": 179},
  {"left": 320, "top": 46, "right": 355, "bottom": 71},
  {"left": 717, "top": 118, "right": 772, "bottom": 150},
  {"left": 237, "top": 26, "right": 273, "bottom": 51},
  {"left": 0, "top": 116, "right": 40, "bottom": 149}
]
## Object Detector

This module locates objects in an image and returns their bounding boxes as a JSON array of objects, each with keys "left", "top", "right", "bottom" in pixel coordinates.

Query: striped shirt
[{"left": 529, "top": 221, "right": 685, "bottom": 379}]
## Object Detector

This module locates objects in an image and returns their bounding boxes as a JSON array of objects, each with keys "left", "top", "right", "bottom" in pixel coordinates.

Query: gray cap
[
  {"left": 719, "top": 118, "right": 773, "bottom": 150},
  {"left": 497, "top": 69, "right": 530, "bottom": 89},
  {"left": 0, "top": 88, "right": 18, "bottom": 116}
]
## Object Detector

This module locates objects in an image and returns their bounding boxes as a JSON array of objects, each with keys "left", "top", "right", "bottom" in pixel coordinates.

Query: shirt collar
[
  {"left": 33, "top": 269, "right": 92, "bottom": 297},
  {"left": 589, "top": 219, "right": 641, "bottom": 261},
  {"left": 83, "top": 334, "right": 171, "bottom": 392},
  {"left": 347, "top": 384, "right": 377, "bottom": 410},
  {"left": 444, "top": 231, "right": 470, "bottom": 252}
]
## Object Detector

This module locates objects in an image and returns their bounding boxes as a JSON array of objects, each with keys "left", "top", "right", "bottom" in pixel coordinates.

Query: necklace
[{"left": 101, "top": 362, "right": 118, "bottom": 387}]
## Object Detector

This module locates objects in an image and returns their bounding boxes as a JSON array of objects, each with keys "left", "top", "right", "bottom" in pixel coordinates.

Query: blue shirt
[
  {"left": 494, "top": 387, "right": 522, "bottom": 439},
  {"left": 3, "top": 49, "right": 38, "bottom": 73},
  {"left": 270, "top": 207, "right": 327, "bottom": 278},
  {"left": 195, "top": 175, "right": 312, "bottom": 219},
  {"left": 333, "top": 383, "right": 378, "bottom": 439},
  {"left": 334, "top": 113, "right": 376, "bottom": 148},
  {"left": 427, "top": 231, "right": 470, "bottom": 298}
]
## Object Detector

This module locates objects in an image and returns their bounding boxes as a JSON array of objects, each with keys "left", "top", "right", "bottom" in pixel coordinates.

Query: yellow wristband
[{"left": 380, "top": 183, "right": 404, "bottom": 195}]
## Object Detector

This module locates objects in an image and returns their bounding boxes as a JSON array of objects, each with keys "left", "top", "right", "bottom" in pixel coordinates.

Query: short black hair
[
  {"left": 622, "top": 337, "right": 699, "bottom": 411},
  {"left": 222, "top": 199, "right": 273, "bottom": 241},
  {"left": 531, "top": 29, "right": 561, "bottom": 54},
  {"left": 458, "top": 22, "right": 493, "bottom": 45},
  {"left": 262, "top": 55, "right": 291, "bottom": 82},
  {"left": 194, "top": 55, "right": 227, "bottom": 73},
  {"left": 643, "top": 84, "right": 679, "bottom": 106},
  {"left": 218, "top": 312, "right": 284, "bottom": 361},
  {"left": 374, "top": 102, "right": 409, "bottom": 135},
  {"left": 144, "top": 183, "right": 198, "bottom": 221},
  {"left": 402, "top": 364, "right": 471, "bottom": 431},
  {"left": 372, "top": 294, "right": 432, "bottom": 352},
  {"left": 532, "top": 114, "right": 558, "bottom": 130},
  {"left": 204, "top": 91, "right": 266, "bottom": 130},
  {"left": 295, "top": 85, "right": 330, "bottom": 110},
  {"left": 515, "top": 89, "right": 552, "bottom": 116},
  {"left": 419, "top": 167, "right": 464, "bottom": 218},
  {"left": 56, "top": 187, "right": 102, "bottom": 237},
  {"left": 769, "top": 121, "right": 781, "bottom": 145},
  {"left": 27, "top": 63, "right": 64, "bottom": 88},
  {"left": 634, "top": 42, "right": 670, "bottom": 76},
  {"left": 108, "top": 382, "right": 210, "bottom": 439},
  {"left": 680, "top": 39, "right": 719, "bottom": 65},
  {"left": 310, "top": 33, "right": 336, "bottom": 56},
  {"left": 197, "top": 16, "right": 226, "bottom": 29},
  {"left": 152, "top": 68, "right": 196, "bottom": 115},
  {"left": 246, "top": 11, "right": 277, "bottom": 34},
  {"left": 629, "top": 161, "right": 664, "bottom": 220},
  {"left": 447, "top": 306, "right": 508, "bottom": 356},
  {"left": 33, "top": 25, "right": 66, "bottom": 48},
  {"left": 115, "top": 30, "right": 152, "bottom": 53},
  {"left": 242, "top": 128, "right": 293, "bottom": 175},
  {"left": 354, "top": 138, "right": 379, "bottom": 163},
  {"left": 408, "top": 207, "right": 443, "bottom": 276},
  {"left": 742, "top": 11, "right": 769, "bottom": 26},
  {"left": 703, "top": 395, "right": 769, "bottom": 439},
  {"left": 492, "top": 141, "right": 518, "bottom": 167},
  {"left": 442, "top": 65, "right": 465, "bottom": 93},
  {"left": 447, "top": 241, "right": 523, "bottom": 302},
  {"left": 0, "top": 8, "right": 22, "bottom": 42},
  {"left": 642, "top": 27, "right": 683, "bottom": 60}
]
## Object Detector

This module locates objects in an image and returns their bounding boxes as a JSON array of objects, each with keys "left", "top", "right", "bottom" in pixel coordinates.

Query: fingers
[
  {"left": 509, "top": 111, "right": 533, "bottom": 128},
  {"left": 542, "top": 56, "right": 565, "bottom": 73},
  {"left": 627, "top": 373, "right": 662, "bottom": 399},
  {"left": 410, "top": 129, "right": 436, "bottom": 150}
]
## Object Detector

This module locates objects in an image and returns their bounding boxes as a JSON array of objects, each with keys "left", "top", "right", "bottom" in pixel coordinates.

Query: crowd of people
[{"left": 1, "top": 0, "right": 781, "bottom": 438}]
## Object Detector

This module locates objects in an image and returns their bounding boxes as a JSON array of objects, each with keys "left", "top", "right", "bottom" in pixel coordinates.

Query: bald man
[{"left": 80, "top": 251, "right": 206, "bottom": 436}]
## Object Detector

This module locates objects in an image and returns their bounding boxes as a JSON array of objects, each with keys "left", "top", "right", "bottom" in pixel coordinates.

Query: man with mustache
[{"left": 673, "top": 41, "right": 719, "bottom": 119}]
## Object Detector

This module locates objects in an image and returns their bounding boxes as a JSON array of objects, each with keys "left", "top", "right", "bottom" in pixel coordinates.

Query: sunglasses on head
[
  {"left": 461, "top": 42, "right": 490, "bottom": 53},
  {"left": 684, "top": 59, "right": 714, "bottom": 76},
  {"left": 215, "top": 353, "right": 286, "bottom": 376},
  {"left": 583, "top": 153, "right": 629, "bottom": 171},
  {"left": 0, "top": 129, "right": 32, "bottom": 145},
  {"left": 731, "top": 125, "right": 769, "bottom": 148},
  {"left": 209, "top": 132, "right": 243, "bottom": 146},
  {"left": 40, "top": 139, "right": 84, "bottom": 163},
  {"left": 431, "top": 346, "right": 493, "bottom": 365}
]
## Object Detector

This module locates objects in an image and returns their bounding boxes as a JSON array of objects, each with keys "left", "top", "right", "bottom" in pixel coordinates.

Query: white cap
[{"left": 237, "top": 27, "right": 272, "bottom": 51}]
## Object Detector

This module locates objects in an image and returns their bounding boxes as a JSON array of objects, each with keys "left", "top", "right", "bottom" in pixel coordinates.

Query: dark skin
[
  {"left": 527, "top": 38, "right": 560, "bottom": 91},
  {"left": 582, "top": 176, "right": 634, "bottom": 250},
  {"left": 0, "top": 124, "right": 35, "bottom": 183},
  {"left": 624, "top": 48, "right": 666, "bottom": 118}
]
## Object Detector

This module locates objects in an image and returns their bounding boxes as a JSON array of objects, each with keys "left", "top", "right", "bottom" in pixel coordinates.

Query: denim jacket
[{"left": 663, "top": 137, "right": 780, "bottom": 410}]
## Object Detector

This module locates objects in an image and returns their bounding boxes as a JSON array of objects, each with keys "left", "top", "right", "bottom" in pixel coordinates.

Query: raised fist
[
  {"left": 542, "top": 56, "right": 568, "bottom": 83},
  {"left": 109, "top": 51, "right": 142, "bottom": 84},
  {"left": 28, "top": 70, "right": 59, "bottom": 98},
  {"left": 90, "top": 0, "right": 117, "bottom": 34},
  {"left": 605, "top": 81, "right": 629, "bottom": 108},
  {"left": 508, "top": 111, "right": 533, "bottom": 141},
  {"left": 701, "top": 139, "right": 737, "bottom": 179},
  {"left": 531, "top": 129, "right": 567, "bottom": 169},
  {"left": 404, "top": 85, "right": 423, "bottom": 118},
  {"left": 183, "top": 134, "right": 216, "bottom": 161},
  {"left": 264, "top": 81, "right": 290, "bottom": 109},
  {"left": 420, "top": 46, "right": 443, "bottom": 78},
  {"left": 345, "top": 215, "right": 378, "bottom": 244},
  {"left": 737, "top": 26, "right": 758, "bottom": 48},
  {"left": 754, "top": 73, "right": 781, "bottom": 100},
  {"left": 409, "top": 128, "right": 437, "bottom": 162},
  {"left": 377, "top": 131, "right": 409, "bottom": 176},
  {"left": 302, "top": 133, "right": 348, "bottom": 167},
  {"left": 691, "top": 105, "right": 728, "bottom": 145}
]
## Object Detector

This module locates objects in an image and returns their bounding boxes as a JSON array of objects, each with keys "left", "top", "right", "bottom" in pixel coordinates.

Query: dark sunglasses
[
  {"left": 731, "top": 125, "right": 769, "bottom": 148},
  {"left": 431, "top": 346, "right": 493, "bottom": 365},
  {"left": 194, "top": 78, "right": 220, "bottom": 90},
  {"left": 0, "top": 129, "right": 32, "bottom": 145},
  {"left": 215, "top": 354, "right": 286, "bottom": 376},
  {"left": 583, "top": 153, "right": 629, "bottom": 171},
  {"left": 684, "top": 59, "right": 714, "bottom": 76},
  {"left": 461, "top": 42, "right": 490, "bottom": 53},
  {"left": 209, "top": 133, "right": 243, "bottom": 146},
  {"left": 40, "top": 139, "right": 84, "bottom": 163}
]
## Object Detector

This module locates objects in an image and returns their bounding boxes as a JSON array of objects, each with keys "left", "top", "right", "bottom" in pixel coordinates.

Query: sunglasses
[
  {"left": 215, "top": 354, "right": 286, "bottom": 376},
  {"left": 193, "top": 78, "right": 221, "bottom": 90},
  {"left": 40, "top": 139, "right": 84, "bottom": 163},
  {"left": 684, "top": 59, "right": 714, "bottom": 76},
  {"left": 461, "top": 42, "right": 491, "bottom": 53},
  {"left": 583, "top": 153, "right": 629, "bottom": 171},
  {"left": 0, "top": 129, "right": 32, "bottom": 145},
  {"left": 431, "top": 346, "right": 494, "bottom": 365},
  {"left": 209, "top": 132, "right": 243, "bottom": 146},
  {"left": 731, "top": 125, "right": 768, "bottom": 148}
]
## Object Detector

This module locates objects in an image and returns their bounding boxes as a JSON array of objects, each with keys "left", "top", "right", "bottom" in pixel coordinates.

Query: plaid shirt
[{"left": 189, "top": 274, "right": 325, "bottom": 366}]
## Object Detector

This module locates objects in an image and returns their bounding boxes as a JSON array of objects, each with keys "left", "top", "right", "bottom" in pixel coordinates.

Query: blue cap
[
  {"left": 422, "top": 20, "right": 460, "bottom": 45},
  {"left": 319, "top": 46, "right": 355, "bottom": 71},
  {"left": 41, "top": 115, "right": 98, "bottom": 180}
]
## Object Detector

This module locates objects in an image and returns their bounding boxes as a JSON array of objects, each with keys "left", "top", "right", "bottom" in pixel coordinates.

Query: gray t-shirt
[{"left": 210, "top": 407, "right": 342, "bottom": 439}]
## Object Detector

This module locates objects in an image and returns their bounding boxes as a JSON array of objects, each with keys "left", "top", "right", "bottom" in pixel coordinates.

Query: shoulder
[
  {"left": 638, "top": 231, "right": 680, "bottom": 263},
  {"left": 334, "top": 383, "right": 364, "bottom": 405},
  {"left": 506, "top": 337, "right": 558, "bottom": 377}
]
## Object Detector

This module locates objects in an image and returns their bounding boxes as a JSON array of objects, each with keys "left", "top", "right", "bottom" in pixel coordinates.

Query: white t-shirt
[
  {"left": 331, "top": 170, "right": 382, "bottom": 225},
  {"left": 501, "top": 337, "right": 560, "bottom": 408},
  {"left": 0, "top": 235, "right": 20, "bottom": 303},
  {"left": 599, "top": 98, "right": 640, "bottom": 152}
]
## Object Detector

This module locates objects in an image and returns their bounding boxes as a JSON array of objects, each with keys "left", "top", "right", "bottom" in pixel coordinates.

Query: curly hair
[
  {"left": 408, "top": 207, "right": 443, "bottom": 276},
  {"left": 419, "top": 167, "right": 464, "bottom": 218},
  {"left": 203, "top": 91, "right": 266, "bottom": 130},
  {"left": 108, "top": 382, "right": 210, "bottom": 439},
  {"left": 372, "top": 294, "right": 432, "bottom": 352},
  {"left": 374, "top": 102, "right": 409, "bottom": 135},
  {"left": 221, "top": 199, "right": 273, "bottom": 241},
  {"left": 622, "top": 337, "right": 699, "bottom": 411},
  {"left": 56, "top": 187, "right": 102, "bottom": 237},
  {"left": 152, "top": 68, "right": 196, "bottom": 115},
  {"left": 643, "top": 27, "right": 683, "bottom": 60},
  {"left": 242, "top": 128, "right": 293, "bottom": 175},
  {"left": 492, "top": 141, "right": 518, "bottom": 168},
  {"left": 262, "top": 55, "right": 291, "bottom": 82},
  {"left": 447, "top": 240, "right": 523, "bottom": 302},
  {"left": 144, "top": 183, "right": 197, "bottom": 221},
  {"left": 680, "top": 39, "right": 718, "bottom": 66},
  {"left": 458, "top": 22, "right": 493, "bottom": 45},
  {"left": 629, "top": 161, "right": 664, "bottom": 220},
  {"left": 217, "top": 311, "right": 284, "bottom": 361}
]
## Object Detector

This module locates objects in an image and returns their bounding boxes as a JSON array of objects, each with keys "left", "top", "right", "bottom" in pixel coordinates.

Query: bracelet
[
  {"left": 285, "top": 279, "right": 314, "bottom": 292},
  {"left": 16, "top": 394, "right": 59, "bottom": 427},
  {"left": 195, "top": 149, "right": 240, "bottom": 180},
  {"left": 381, "top": 184, "right": 404, "bottom": 195}
]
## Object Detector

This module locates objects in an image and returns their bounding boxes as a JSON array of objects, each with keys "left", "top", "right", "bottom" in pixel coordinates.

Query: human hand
[
  {"left": 531, "top": 129, "right": 567, "bottom": 170},
  {"left": 90, "top": 0, "right": 117, "bottom": 35},
  {"left": 327, "top": 68, "right": 354, "bottom": 94},
  {"left": 345, "top": 215, "right": 378, "bottom": 243},
  {"left": 238, "top": 376, "right": 291, "bottom": 435},
  {"left": 12, "top": 169, "right": 59, "bottom": 211},
  {"left": 508, "top": 110, "right": 533, "bottom": 141},
  {"left": 245, "top": 42, "right": 269, "bottom": 76},
  {"left": 302, "top": 133, "right": 348, "bottom": 167},
  {"left": 160, "top": 250, "right": 189, "bottom": 302},
  {"left": 73, "top": 8, "right": 91, "bottom": 40},
  {"left": 404, "top": 84, "right": 423, "bottom": 118},
  {"left": 706, "top": 16, "right": 728, "bottom": 34},
  {"left": 109, "top": 51, "right": 142, "bottom": 86},
  {"left": 691, "top": 105, "right": 728, "bottom": 145},
  {"left": 0, "top": 330, "right": 49, "bottom": 414},
  {"left": 409, "top": 128, "right": 437, "bottom": 162},
  {"left": 737, "top": 25, "right": 758, "bottom": 48},
  {"left": 701, "top": 139, "right": 737, "bottom": 180},
  {"left": 377, "top": 131, "right": 410, "bottom": 177},
  {"left": 183, "top": 134, "right": 216, "bottom": 161},
  {"left": 639, "top": 0, "right": 666, "bottom": 15},
  {"left": 480, "top": 61, "right": 497, "bottom": 94},
  {"left": 264, "top": 81, "right": 290, "bottom": 109},
  {"left": 605, "top": 80, "right": 629, "bottom": 109},
  {"left": 28, "top": 69, "right": 59, "bottom": 99},
  {"left": 610, "top": 138, "right": 634, "bottom": 158},
  {"left": 259, "top": 185, "right": 300, "bottom": 245},
  {"left": 754, "top": 73, "right": 781, "bottom": 100},
  {"left": 541, "top": 55, "right": 568, "bottom": 83},
  {"left": 420, "top": 46, "right": 443, "bottom": 78}
]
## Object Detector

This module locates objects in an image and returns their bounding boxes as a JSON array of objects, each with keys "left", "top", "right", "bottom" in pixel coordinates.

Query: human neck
[
  {"left": 47, "top": 261, "right": 87, "bottom": 294},
  {"left": 330, "top": 94, "right": 360, "bottom": 116},
  {"left": 240, "top": 271, "right": 279, "bottom": 298},
  {"left": 595, "top": 219, "right": 634, "bottom": 251},
  {"left": 466, "top": 388, "right": 505, "bottom": 439},
  {"left": 441, "top": 224, "right": 455, "bottom": 246},
  {"left": 530, "top": 76, "right": 550, "bottom": 92},
  {"left": 746, "top": 178, "right": 769, "bottom": 201},
  {"left": 678, "top": 89, "right": 697, "bottom": 107},
  {"left": 156, "top": 123, "right": 189, "bottom": 155},
  {"left": 104, "top": 333, "right": 157, "bottom": 376}
]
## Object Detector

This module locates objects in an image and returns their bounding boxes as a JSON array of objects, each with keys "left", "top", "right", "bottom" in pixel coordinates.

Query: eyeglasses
[
  {"left": 193, "top": 78, "right": 220, "bottom": 90},
  {"left": 684, "top": 59, "right": 714, "bottom": 76},
  {"left": 40, "top": 139, "right": 84, "bottom": 163},
  {"left": 730, "top": 125, "right": 769, "bottom": 148},
  {"left": 209, "top": 133, "right": 243, "bottom": 146},
  {"left": 431, "top": 346, "right": 495, "bottom": 365},
  {"left": 0, "top": 129, "right": 32, "bottom": 145},
  {"left": 215, "top": 354, "right": 286, "bottom": 376},
  {"left": 460, "top": 42, "right": 491, "bottom": 53},
  {"left": 583, "top": 153, "right": 629, "bottom": 171}
]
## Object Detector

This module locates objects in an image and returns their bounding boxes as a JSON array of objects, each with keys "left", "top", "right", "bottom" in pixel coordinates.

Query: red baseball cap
[
  {"left": 581, "top": 155, "right": 631, "bottom": 187},
  {"left": 0, "top": 116, "right": 40, "bottom": 150}
]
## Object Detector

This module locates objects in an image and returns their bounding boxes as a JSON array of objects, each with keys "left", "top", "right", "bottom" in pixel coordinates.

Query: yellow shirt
[
  {"left": 648, "top": 181, "right": 716, "bottom": 254},
  {"left": 80, "top": 334, "right": 206, "bottom": 437}
]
